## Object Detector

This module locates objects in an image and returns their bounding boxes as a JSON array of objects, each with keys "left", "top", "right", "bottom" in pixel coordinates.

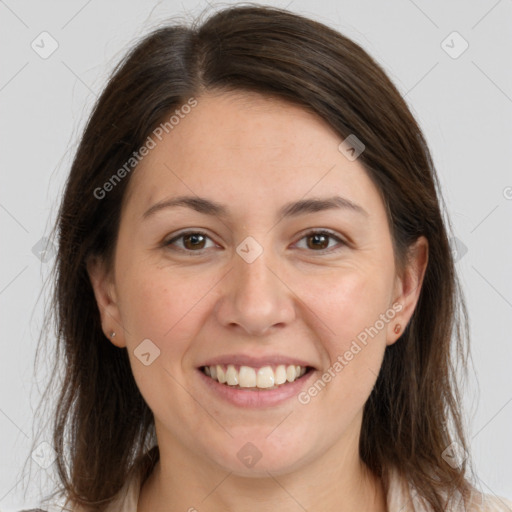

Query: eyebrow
[{"left": 142, "top": 194, "right": 368, "bottom": 220}]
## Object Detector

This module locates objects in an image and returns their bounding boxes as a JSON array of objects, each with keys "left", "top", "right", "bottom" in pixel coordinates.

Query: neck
[{"left": 138, "top": 425, "right": 387, "bottom": 512}]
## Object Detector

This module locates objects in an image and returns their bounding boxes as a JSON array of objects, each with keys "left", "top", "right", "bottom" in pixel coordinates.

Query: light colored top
[{"left": 47, "top": 449, "right": 512, "bottom": 512}]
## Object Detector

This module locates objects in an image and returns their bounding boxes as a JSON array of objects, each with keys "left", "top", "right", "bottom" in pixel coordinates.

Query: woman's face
[{"left": 89, "top": 91, "right": 426, "bottom": 476}]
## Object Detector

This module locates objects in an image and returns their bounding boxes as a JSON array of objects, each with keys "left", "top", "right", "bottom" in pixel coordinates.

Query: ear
[
  {"left": 387, "top": 236, "right": 429, "bottom": 346},
  {"left": 86, "top": 255, "right": 126, "bottom": 348}
]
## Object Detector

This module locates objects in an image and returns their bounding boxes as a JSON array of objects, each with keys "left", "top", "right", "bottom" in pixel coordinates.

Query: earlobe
[
  {"left": 86, "top": 255, "right": 126, "bottom": 348},
  {"left": 387, "top": 236, "right": 429, "bottom": 346}
]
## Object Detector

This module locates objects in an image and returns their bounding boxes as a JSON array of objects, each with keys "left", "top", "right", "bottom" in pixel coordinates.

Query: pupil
[
  {"left": 309, "top": 234, "right": 328, "bottom": 250},
  {"left": 185, "top": 234, "right": 205, "bottom": 249}
]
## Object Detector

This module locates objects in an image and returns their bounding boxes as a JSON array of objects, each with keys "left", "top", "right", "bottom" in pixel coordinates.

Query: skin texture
[{"left": 88, "top": 91, "right": 428, "bottom": 511}]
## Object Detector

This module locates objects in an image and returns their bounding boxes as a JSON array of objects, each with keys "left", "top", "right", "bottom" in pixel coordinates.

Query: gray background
[{"left": 1, "top": 0, "right": 511, "bottom": 510}]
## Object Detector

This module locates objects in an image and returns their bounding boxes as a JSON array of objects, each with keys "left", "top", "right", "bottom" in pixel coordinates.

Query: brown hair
[{"left": 30, "top": 3, "right": 474, "bottom": 510}]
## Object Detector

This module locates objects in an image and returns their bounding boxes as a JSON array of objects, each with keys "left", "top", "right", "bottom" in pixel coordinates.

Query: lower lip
[{"left": 197, "top": 368, "right": 316, "bottom": 408}]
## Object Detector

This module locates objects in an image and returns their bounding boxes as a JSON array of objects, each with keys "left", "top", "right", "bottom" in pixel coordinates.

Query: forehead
[{"left": 123, "top": 91, "right": 382, "bottom": 220}]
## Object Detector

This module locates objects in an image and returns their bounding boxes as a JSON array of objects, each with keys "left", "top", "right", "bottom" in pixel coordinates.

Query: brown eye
[
  {"left": 295, "top": 230, "right": 345, "bottom": 252},
  {"left": 165, "top": 231, "right": 216, "bottom": 253},
  {"left": 182, "top": 233, "right": 207, "bottom": 250},
  {"left": 306, "top": 233, "right": 330, "bottom": 250}
]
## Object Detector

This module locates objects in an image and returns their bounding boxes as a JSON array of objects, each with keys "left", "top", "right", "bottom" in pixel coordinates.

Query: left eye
[
  {"left": 294, "top": 230, "right": 345, "bottom": 252},
  {"left": 164, "top": 230, "right": 345, "bottom": 254}
]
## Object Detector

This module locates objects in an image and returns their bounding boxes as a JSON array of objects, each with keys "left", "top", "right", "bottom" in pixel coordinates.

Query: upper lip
[{"left": 199, "top": 354, "right": 317, "bottom": 369}]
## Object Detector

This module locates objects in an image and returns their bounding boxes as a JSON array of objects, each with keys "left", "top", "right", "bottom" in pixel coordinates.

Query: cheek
[
  {"left": 116, "top": 263, "right": 219, "bottom": 361},
  {"left": 115, "top": 262, "right": 173, "bottom": 338},
  {"left": 116, "top": 265, "right": 209, "bottom": 420},
  {"left": 296, "top": 266, "right": 393, "bottom": 415},
  {"left": 304, "top": 264, "right": 394, "bottom": 349}
]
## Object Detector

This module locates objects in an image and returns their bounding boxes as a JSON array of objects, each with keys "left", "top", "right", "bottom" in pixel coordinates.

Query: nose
[{"left": 214, "top": 244, "right": 296, "bottom": 336}]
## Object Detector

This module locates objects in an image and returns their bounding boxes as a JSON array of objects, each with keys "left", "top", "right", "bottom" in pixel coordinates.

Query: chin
[{"left": 208, "top": 433, "right": 311, "bottom": 477}]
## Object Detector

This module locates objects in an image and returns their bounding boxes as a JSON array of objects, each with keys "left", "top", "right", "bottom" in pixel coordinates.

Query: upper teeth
[{"left": 203, "top": 364, "right": 307, "bottom": 389}]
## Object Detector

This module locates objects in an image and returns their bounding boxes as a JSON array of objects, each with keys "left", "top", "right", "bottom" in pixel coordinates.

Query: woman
[{"left": 23, "top": 4, "right": 511, "bottom": 512}]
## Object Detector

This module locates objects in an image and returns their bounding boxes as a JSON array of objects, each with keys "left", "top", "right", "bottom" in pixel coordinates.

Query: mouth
[{"left": 200, "top": 363, "right": 314, "bottom": 391}]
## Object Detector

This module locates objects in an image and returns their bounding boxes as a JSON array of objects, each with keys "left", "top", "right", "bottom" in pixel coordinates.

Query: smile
[{"left": 201, "top": 364, "right": 309, "bottom": 390}]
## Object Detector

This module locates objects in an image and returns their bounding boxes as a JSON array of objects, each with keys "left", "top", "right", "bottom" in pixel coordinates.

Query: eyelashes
[{"left": 163, "top": 229, "right": 347, "bottom": 255}]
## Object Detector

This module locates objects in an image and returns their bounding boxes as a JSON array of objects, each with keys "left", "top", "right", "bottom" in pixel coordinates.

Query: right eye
[{"left": 164, "top": 230, "right": 219, "bottom": 254}]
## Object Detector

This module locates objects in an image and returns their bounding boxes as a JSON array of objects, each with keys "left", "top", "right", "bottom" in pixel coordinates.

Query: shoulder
[
  {"left": 467, "top": 492, "right": 512, "bottom": 511},
  {"left": 384, "top": 466, "right": 512, "bottom": 512},
  {"left": 21, "top": 447, "right": 160, "bottom": 512}
]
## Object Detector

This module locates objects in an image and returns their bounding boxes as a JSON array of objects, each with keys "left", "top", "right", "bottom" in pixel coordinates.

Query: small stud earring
[
  {"left": 109, "top": 331, "right": 116, "bottom": 338},
  {"left": 394, "top": 324, "right": 401, "bottom": 334}
]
